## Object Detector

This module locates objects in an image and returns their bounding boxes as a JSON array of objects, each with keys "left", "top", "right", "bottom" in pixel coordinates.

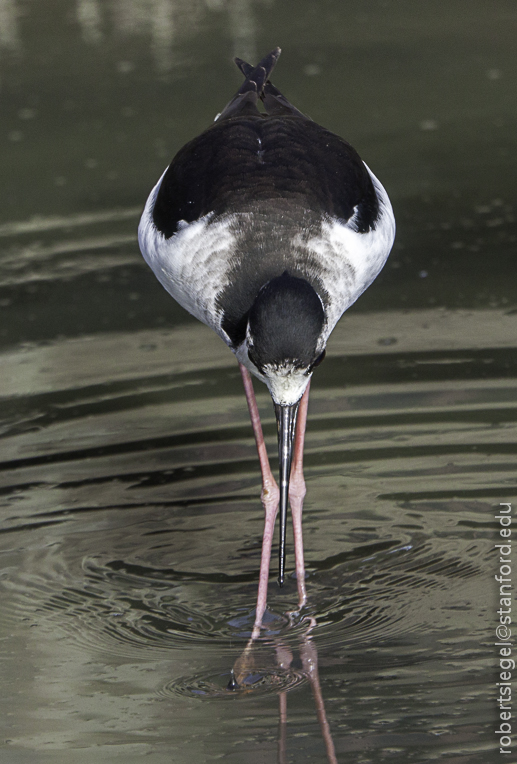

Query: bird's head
[
  {"left": 245, "top": 271, "right": 327, "bottom": 584},
  {"left": 245, "top": 271, "right": 326, "bottom": 405}
]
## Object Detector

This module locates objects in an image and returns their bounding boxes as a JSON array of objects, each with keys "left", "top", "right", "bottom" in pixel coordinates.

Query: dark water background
[{"left": 1, "top": 1, "right": 516, "bottom": 762}]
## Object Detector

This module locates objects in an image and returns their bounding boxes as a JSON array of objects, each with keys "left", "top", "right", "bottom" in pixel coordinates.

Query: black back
[{"left": 152, "top": 115, "right": 379, "bottom": 238}]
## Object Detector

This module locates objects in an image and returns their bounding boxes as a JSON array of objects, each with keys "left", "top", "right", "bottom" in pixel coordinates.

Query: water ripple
[
  {"left": 165, "top": 665, "right": 307, "bottom": 699},
  {"left": 0, "top": 311, "right": 514, "bottom": 668}
]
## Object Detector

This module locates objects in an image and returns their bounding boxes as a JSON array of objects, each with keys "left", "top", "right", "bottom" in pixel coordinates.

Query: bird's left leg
[
  {"left": 239, "top": 363, "right": 280, "bottom": 635},
  {"left": 289, "top": 381, "right": 310, "bottom": 610}
]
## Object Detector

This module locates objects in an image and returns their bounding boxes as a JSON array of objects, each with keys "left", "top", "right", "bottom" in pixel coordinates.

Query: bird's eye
[{"left": 310, "top": 350, "right": 326, "bottom": 370}]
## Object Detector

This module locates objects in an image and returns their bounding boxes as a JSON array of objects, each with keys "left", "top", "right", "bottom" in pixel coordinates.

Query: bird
[{"left": 138, "top": 47, "right": 395, "bottom": 633}]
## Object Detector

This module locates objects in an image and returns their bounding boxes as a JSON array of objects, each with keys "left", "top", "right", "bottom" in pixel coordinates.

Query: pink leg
[
  {"left": 239, "top": 364, "right": 280, "bottom": 633},
  {"left": 289, "top": 381, "right": 310, "bottom": 609}
]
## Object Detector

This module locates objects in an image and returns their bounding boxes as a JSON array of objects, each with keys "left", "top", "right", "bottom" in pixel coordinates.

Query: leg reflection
[
  {"left": 300, "top": 629, "right": 338, "bottom": 764},
  {"left": 232, "top": 619, "right": 337, "bottom": 764}
]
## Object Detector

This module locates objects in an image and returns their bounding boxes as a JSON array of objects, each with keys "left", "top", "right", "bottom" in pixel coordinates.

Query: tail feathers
[
  {"left": 217, "top": 47, "right": 307, "bottom": 122},
  {"left": 239, "top": 46, "right": 281, "bottom": 94}
]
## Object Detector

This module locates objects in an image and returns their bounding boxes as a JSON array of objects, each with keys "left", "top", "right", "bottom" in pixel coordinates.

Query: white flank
[
  {"left": 138, "top": 172, "right": 237, "bottom": 343},
  {"left": 292, "top": 163, "right": 396, "bottom": 339}
]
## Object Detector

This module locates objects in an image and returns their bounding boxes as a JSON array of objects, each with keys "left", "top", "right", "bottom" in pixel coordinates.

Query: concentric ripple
[{"left": 164, "top": 665, "right": 307, "bottom": 699}]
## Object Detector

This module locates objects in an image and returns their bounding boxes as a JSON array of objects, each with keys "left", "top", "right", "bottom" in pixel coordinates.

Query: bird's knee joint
[
  {"left": 261, "top": 483, "right": 279, "bottom": 507},
  {"left": 289, "top": 483, "right": 306, "bottom": 503}
]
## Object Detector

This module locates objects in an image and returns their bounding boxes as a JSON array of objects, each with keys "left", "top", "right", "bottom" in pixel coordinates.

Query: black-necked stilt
[{"left": 139, "top": 47, "right": 395, "bottom": 631}]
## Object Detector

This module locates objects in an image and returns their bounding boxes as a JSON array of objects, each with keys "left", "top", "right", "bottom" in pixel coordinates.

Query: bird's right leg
[{"left": 239, "top": 363, "right": 280, "bottom": 636}]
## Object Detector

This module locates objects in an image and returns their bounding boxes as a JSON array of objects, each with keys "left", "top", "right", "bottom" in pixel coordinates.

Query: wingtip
[{"left": 266, "top": 46, "right": 281, "bottom": 66}]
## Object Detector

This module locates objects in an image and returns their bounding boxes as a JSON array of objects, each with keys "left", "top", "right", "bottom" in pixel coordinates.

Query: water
[{"left": 1, "top": 2, "right": 516, "bottom": 762}]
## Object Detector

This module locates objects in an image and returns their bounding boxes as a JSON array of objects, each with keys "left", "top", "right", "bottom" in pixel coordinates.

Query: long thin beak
[{"left": 274, "top": 401, "right": 300, "bottom": 587}]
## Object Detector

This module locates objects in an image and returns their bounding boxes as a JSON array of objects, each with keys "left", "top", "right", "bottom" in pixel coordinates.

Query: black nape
[{"left": 248, "top": 272, "right": 325, "bottom": 370}]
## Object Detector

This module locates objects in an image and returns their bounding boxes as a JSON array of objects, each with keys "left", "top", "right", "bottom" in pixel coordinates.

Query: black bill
[{"left": 274, "top": 402, "right": 300, "bottom": 586}]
